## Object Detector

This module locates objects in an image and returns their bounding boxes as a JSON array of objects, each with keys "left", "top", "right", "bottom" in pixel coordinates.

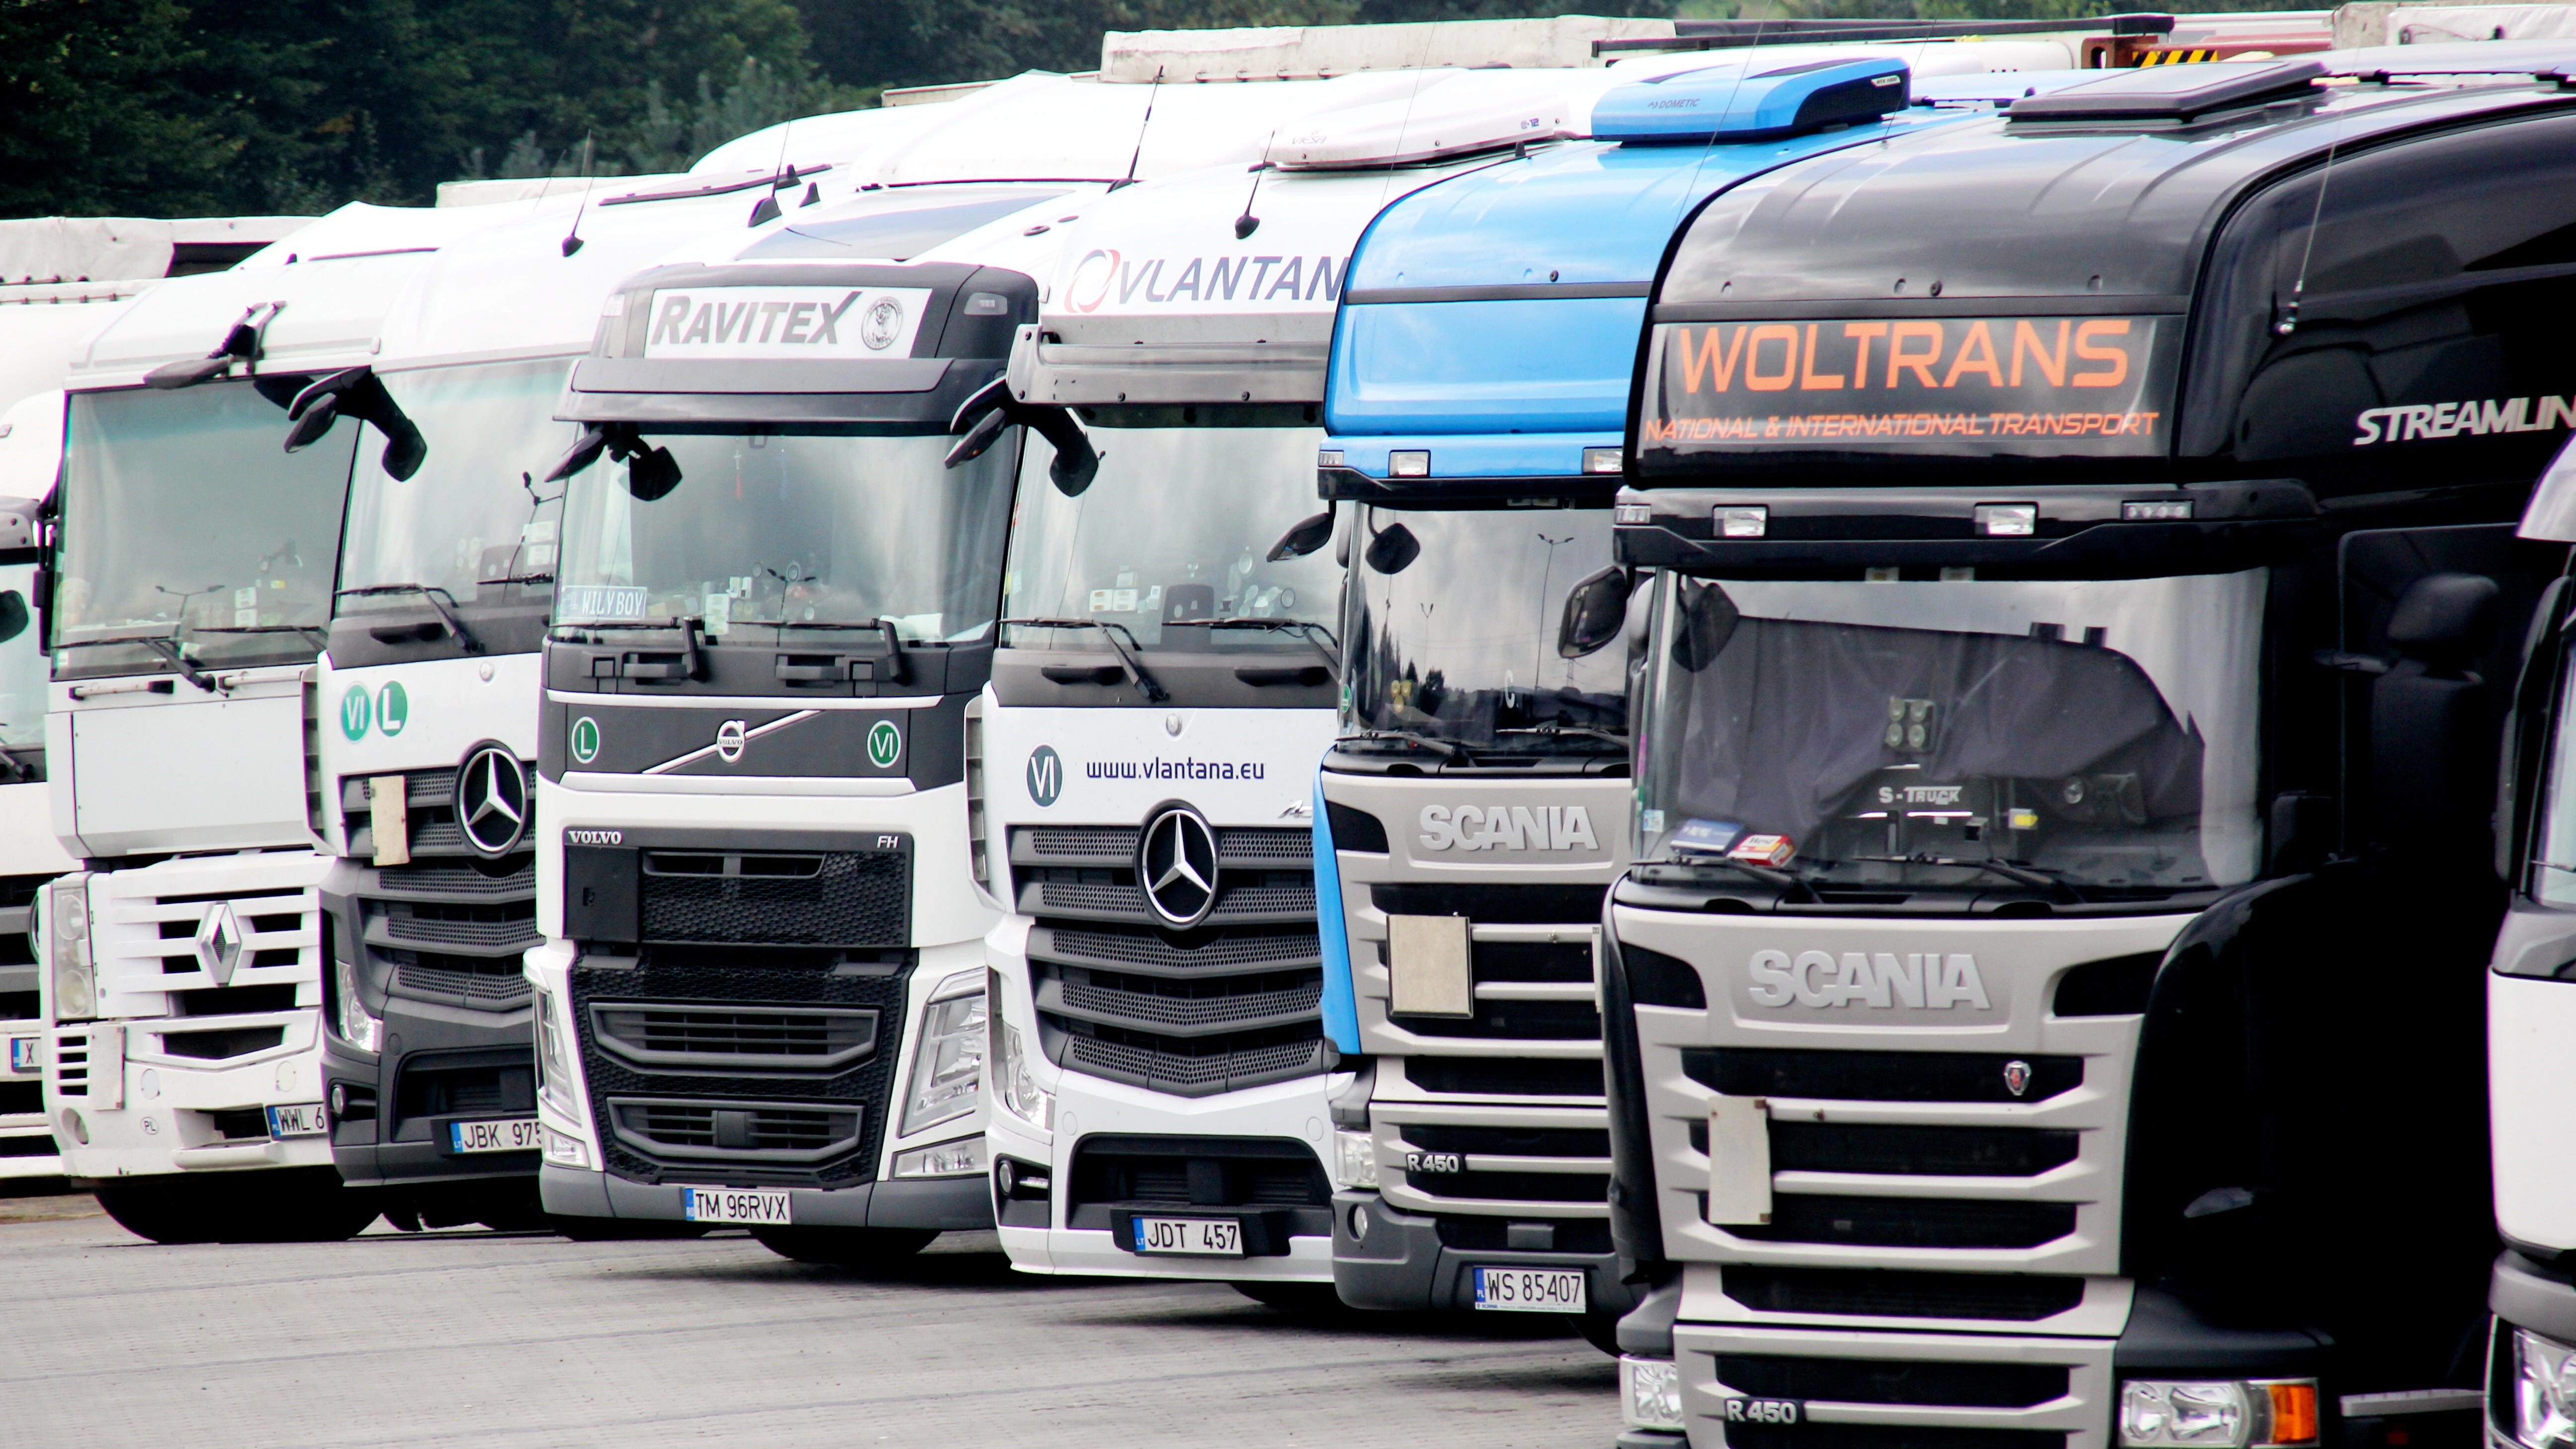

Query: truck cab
[{"left": 1601, "top": 50, "right": 2576, "bottom": 1449}]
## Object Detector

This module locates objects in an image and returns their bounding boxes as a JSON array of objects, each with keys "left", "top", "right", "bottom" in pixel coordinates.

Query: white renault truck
[
  {"left": 976, "top": 68, "right": 1641, "bottom": 1300},
  {"left": 36, "top": 200, "right": 564, "bottom": 1242}
]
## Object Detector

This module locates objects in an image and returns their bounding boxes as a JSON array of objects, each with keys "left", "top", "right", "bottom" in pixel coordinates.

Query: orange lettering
[
  {"left": 1799, "top": 323, "right": 1845, "bottom": 390},
  {"left": 1887, "top": 322, "right": 1943, "bottom": 389},
  {"left": 1676, "top": 326, "right": 1751, "bottom": 393},
  {"left": 1744, "top": 323, "right": 1799, "bottom": 392},
  {"left": 2072, "top": 319, "right": 2132, "bottom": 388},
  {"left": 1843, "top": 322, "right": 1888, "bottom": 389},
  {"left": 1940, "top": 322, "right": 2004, "bottom": 388},
  {"left": 2010, "top": 320, "right": 2070, "bottom": 388}
]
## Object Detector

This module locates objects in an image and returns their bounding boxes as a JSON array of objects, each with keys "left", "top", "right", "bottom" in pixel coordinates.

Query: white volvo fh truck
[
  {"left": 976, "top": 64, "right": 1644, "bottom": 1299},
  {"left": 36, "top": 200, "right": 565, "bottom": 1241}
]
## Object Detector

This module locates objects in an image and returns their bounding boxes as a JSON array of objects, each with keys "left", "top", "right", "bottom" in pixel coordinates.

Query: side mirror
[
  {"left": 0, "top": 590, "right": 25, "bottom": 646},
  {"left": 1363, "top": 522, "right": 1420, "bottom": 576},
  {"left": 547, "top": 425, "right": 610, "bottom": 483},
  {"left": 282, "top": 394, "right": 341, "bottom": 452},
  {"left": 282, "top": 368, "right": 428, "bottom": 480},
  {"left": 1557, "top": 565, "right": 1632, "bottom": 659},
  {"left": 944, "top": 378, "right": 1100, "bottom": 496},
  {"left": 626, "top": 446, "right": 683, "bottom": 502},
  {"left": 1267, "top": 511, "right": 1334, "bottom": 563}
]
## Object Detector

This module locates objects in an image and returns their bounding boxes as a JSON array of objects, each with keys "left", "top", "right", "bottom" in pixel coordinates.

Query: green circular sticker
[
  {"left": 569, "top": 716, "right": 600, "bottom": 765},
  {"left": 866, "top": 719, "right": 901, "bottom": 770},
  {"left": 1026, "top": 744, "right": 1061, "bottom": 806},
  {"left": 376, "top": 680, "right": 408, "bottom": 737},
  {"left": 338, "top": 685, "right": 372, "bottom": 741}
]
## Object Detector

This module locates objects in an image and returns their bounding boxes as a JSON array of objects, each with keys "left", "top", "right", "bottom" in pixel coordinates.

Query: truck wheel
[
  {"left": 94, "top": 1179, "right": 232, "bottom": 1244},
  {"left": 1229, "top": 1281, "right": 1348, "bottom": 1314},
  {"left": 221, "top": 1176, "right": 384, "bottom": 1243},
  {"left": 750, "top": 1226, "right": 937, "bottom": 1266},
  {"left": 1573, "top": 1309, "right": 1624, "bottom": 1358}
]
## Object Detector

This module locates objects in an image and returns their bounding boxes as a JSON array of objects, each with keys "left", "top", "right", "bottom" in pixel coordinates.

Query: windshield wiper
[
  {"left": 1842, "top": 854, "right": 2083, "bottom": 902},
  {"left": 189, "top": 624, "right": 326, "bottom": 638},
  {"left": 1663, "top": 852, "right": 1814, "bottom": 900},
  {"left": 476, "top": 571, "right": 556, "bottom": 588},
  {"left": 1495, "top": 724, "right": 1630, "bottom": 751},
  {"left": 562, "top": 616, "right": 705, "bottom": 680},
  {"left": 64, "top": 629, "right": 218, "bottom": 692},
  {"left": 1204, "top": 618, "right": 1340, "bottom": 681},
  {"left": 1343, "top": 726, "right": 1474, "bottom": 761},
  {"left": 336, "top": 583, "right": 482, "bottom": 654},
  {"left": 1003, "top": 617, "right": 1168, "bottom": 702}
]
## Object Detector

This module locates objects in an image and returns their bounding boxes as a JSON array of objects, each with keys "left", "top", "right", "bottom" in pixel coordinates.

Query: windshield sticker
[
  {"left": 2352, "top": 394, "right": 2576, "bottom": 447},
  {"left": 1667, "top": 818, "right": 1743, "bottom": 855},
  {"left": 1644, "top": 315, "right": 2175, "bottom": 458},
  {"left": 558, "top": 584, "right": 648, "bottom": 621},
  {"left": 642, "top": 285, "right": 932, "bottom": 360}
]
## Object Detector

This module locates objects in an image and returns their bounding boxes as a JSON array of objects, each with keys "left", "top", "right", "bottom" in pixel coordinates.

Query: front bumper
[
  {"left": 49, "top": 1015, "right": 336, "bottom": 1179},
  {"left": 1334, "top": 1190, "right": 1639, "bottom": 1316},
  {"left": 538, "top": 1161, "right": 990, "bottom": 1228},
  {"left": 986, "top": 1066, "right": 1337, "bottom": 1283}
]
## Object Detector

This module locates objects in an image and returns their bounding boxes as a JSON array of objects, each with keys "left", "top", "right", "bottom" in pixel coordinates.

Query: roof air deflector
[{"left": 2005, "top": 58, "right": 2324, "bottom": 121}]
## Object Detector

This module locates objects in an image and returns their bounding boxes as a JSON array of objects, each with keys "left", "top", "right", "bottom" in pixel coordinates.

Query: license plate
[
  {"left": 5, "top": 1037, "right": 35, "bottom": 1075},
  {"left": 1723, "top": 1397, "right": 1805, "bottom": 1427},
  {"left": 266, "top": 1102, "right": 329, "bottom": 1137},
  {"left": 1473, "top": 1266, "right": 1588, "bottom": 1312},
  {"left": 1405, "top": 1149, "right": 1463, "bottom": 1175},
  {"left": 1131, "top": 1216, "right": 1243, "bottom": 1256},
  {"left": 447, "top": 1118, "right": 542, "bottom": 1154},
  {"left": 681, "top": 1186, "right": 792, "bottom": 1225}
]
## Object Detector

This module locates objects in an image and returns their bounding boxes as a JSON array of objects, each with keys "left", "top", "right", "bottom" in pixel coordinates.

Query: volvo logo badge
[
  {"left": 2003, "top": 1059, "right": 2032, "bottom": 1098},
  {"left": 715, "top": 719, "right": 747, "bottom": 763},
  {"left": 454, "top": 743, "right": 530, "bottom": 857},
  {"left": 1137, "top": 805, "right": 1220, "bottom": 929},
  {"left": 195, "top": 903, "right": 244, "bottom": 984}
]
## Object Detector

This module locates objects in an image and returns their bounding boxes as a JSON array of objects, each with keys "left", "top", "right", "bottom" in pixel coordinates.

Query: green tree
[{"left": 0, "top": 0, "right": 232, "bottom": 218}]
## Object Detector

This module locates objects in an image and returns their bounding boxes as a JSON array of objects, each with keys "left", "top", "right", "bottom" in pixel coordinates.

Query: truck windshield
[
  {"left": 337, "top": 360, "right": 576, "bottom": 620},
  {"left": 57, "top": 383, "right": 353, "bottom": 678},
  {"left": 0, "top": 560, "right": 41, "bottom": 753},
  {"left": 555, "top": 429, "right": 1014, "bottom": 644},
  {"left": 1343, "top": 505, "right": 1626, "bottom": 753},
  {"left": 1635, "top": 570, "right": 2265, "bottom": 895},
  {"left": 1000, "top": 422, "right": 1339, "bottom": 659}
]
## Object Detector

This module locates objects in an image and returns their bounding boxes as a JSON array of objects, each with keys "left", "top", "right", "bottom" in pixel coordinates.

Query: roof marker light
[
  {"left": 1717, "top": 505, "right": 1768, "bottom": 539},
  {"left": 1975, "top": 504, "right": 2037, "bottom": 537},
  {"left": 1594, "top": 56, "right": 1911, "bottom": 143}
]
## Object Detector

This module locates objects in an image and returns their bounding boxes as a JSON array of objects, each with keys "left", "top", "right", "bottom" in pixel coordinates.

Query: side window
[{"left": 2191, "top": 114, "right": 2576, "bottom": 468}]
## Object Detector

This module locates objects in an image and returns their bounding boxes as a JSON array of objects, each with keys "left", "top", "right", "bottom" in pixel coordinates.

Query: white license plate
[
  {"left": 1132, "top": 1216, "right": 1242, "bottom": 1256},
  {"left": 681, "top": 1186, "right": 792, "bottom": 1225},
  {"left": 448, "top": 1118, "right": 542, "bottom": 1154},
  {"left": 1473, "top": 1266, "right": 1588, "bottom": 1312},
  {"left": 5, "top": 1037, "right": 35, "bottom": 1075},
  {"left": 266, "top": 1102, "right": 329, "bottom": 1137}
]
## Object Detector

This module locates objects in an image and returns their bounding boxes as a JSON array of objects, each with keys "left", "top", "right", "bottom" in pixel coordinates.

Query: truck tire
[
  {"left": 1228, "top": 1281, "right": 1349, "bottom": 1314},
  {"left": 220, "top": 1175, "right": 384, "bottom": 1243},
  {"left": 749, "top": 1226, "right": 937, "bottom": 1266},
  {"left": 93, "top": 1178, "right": 233, "bottom": 1244}
]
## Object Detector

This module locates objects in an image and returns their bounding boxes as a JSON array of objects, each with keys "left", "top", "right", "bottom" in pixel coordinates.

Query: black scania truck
[{"left": 1598, "top": 51, "right": 2576, "bottom": 1449}]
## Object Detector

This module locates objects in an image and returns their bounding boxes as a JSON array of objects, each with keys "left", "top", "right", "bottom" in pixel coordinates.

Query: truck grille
[
  {"left": 1061, "top": 1133, "right": 1332, "bottom": 1236},
  {"left": 341, "top": 857, "right": 536, "bottom": 1014},
  {"left": 641, "top": 849, "right": 907, "bottom": 948},
  {"left": 1014, "top": 825, "right": 1324, "bottom": 1099},
  {"left": 1720, "top": 1267, "right": 2087, "bottom": 1322},
  {"left": 1678, "top": 1324, "right": 2109, "bottom": 1449},
  {"left": 568, "top": 949, "right": 908, "bottom": 1188}
]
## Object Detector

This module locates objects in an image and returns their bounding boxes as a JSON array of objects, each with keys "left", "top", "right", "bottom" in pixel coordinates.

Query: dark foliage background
[{"left": 0, "top": 0, "right": 2284, "bottom": 218}]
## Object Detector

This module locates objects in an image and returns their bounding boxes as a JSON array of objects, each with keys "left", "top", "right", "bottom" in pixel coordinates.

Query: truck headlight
[
  {"left": 47, "top": 878, "right": 95, "bottom": 1022},
  {"left": 332, "top": 957, "right": 383, "bottom": 1053},
  {"left": 988, "top": 968, "right": 1053, "bottom": 1131},
  {"left": 1622, "top": 1357, "right": 1684, "bottom": 1430},
  {"left": 900, "top": 971, "right": 986, "bottom": 1137},
  {"left": 1334, "top": 1128, "right": 1379, "bottom": 1189},
  {"left": 2515, "top": 1329, "right": 2576, "bottom": 1449},
  {"left": 2120, "top": 1379, "right": 2318, "bottom": 1448},
  {"left": 533, "top": 988, "right": 583, "bottom": 1120}
]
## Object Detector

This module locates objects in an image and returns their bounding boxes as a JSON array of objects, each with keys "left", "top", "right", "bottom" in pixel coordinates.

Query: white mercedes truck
[
  {"left": 37, "top": 200, "right": 554, "bottom": 1242},
  {"left": 975, "top": 67, "right": 1636, "bottom": 1300},
  {"left": 1600, "top": 48, "right": 2576, "bottom": 1449}
]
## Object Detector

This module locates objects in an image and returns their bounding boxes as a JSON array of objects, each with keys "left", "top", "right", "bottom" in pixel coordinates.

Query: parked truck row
[{"left": 11, "top": 10, "right": 2576, "bottom": 1448}]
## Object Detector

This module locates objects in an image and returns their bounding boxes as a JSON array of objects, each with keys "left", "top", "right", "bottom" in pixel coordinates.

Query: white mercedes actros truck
[
  {"left": 36, "top": 200, "right": 562, "bottom": 1242},
  {"left": 1601, "top": 47, "right": 2576, "bottom": 1449},
  {"left": 976, "top": 65, "right": 1644, "bottom": 1300}
]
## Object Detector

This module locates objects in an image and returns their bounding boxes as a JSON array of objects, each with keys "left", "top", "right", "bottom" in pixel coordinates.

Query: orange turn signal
[{"left": 2258, "top": 1379, "right": 2320, "bottom": 1447}]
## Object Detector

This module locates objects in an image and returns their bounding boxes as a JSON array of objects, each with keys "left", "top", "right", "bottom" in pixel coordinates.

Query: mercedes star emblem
[
  {"left": 454, "top": 743, "right": 530, "bottom": 857},
  {"left": 2003, "top": 1059, "right": 2032, "bottom": 1098},
  {"left": 195, "top": 902, "right": 244, "bottom": 985},
  {"left": 1137, "top": 804, "right": 1220, "bottom": 929}
]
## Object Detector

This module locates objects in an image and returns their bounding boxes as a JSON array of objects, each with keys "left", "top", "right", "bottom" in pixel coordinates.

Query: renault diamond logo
[
  {"left": 195, "top": 903, "right": 244, "bottom": 984},
  {"left": 1137, "top": 804, "right": 1220, "bottom": 929},
  {"left": 2003, "top": 1059, "right": 2032, "bottom": 1098},
  {"left": 715, "top": 719, "right": 747, "bottom": 764},
  {"left": 455, "top": 743, "right": 530, "bottom": 857}
]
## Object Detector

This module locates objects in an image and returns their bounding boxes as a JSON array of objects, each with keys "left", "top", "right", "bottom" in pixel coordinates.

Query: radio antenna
[
  {"left": 2279, "top": 111, "right": 2347, "bottom": 336},
  {"left": 1116, "top": 67, "right": 1166, "bottom": 190},
  {"left": 750, "top": 117, "right": 798, "bottom": 226},
  {"left": 561, "top": 132, "right": 596, "bottom": 256},
  {"left": 1235, "top": 131, "right": 1278, "bottom": 240}
]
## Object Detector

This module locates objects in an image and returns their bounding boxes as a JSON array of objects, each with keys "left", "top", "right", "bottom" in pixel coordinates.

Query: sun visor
[
  {"left": 1008, "top": 315, "right": 1332, "bottom": 407},
  {"left": 1595, "top": 56, "right": 1910, "bottom": 142},
  {"left": 1270, "top": 69, "right": 1622, "bottom": 170}
]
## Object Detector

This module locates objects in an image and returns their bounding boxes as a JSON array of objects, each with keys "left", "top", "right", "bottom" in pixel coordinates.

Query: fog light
[
  {"left": 1622, "top": 1357, "right": 1685, "bottom": 1429},
  {"left": 2119, "top": 1378, "right": 2318, "bottom": 1448},
  {"left": 893, "top": 1135, "right": 985, "bottom": 1179},
  {"left": 1388, "top": 449, "right": 1430, "bottom": 478},
  {"left": 60, "top": 1108, "right": 86, "bottom": 1146},
  {"left": 542, "top": 1126, "right": 589, "bottom": 1169},
  {"left": 1582, "top": 446, "right": 1623, "bottom": 475},
  {"left": 1974, "top": 502, "right": 2037, "bottom": 537},
  {"left": 1335, "top": 1128, "right": 1379, "bottom": 1189},
  {"left": 328, "top": 1082, "right": 347, "bottom": 1118},
  {"left": 2516, "top": 1328, "right": 2576, "bottom": 1449},
  {"left": 1715, "top": 505, "right": 1768, "bottom": 539},
  {"left": 1348, "top": 1203, "right": 1369, "bottom": 1241}
]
